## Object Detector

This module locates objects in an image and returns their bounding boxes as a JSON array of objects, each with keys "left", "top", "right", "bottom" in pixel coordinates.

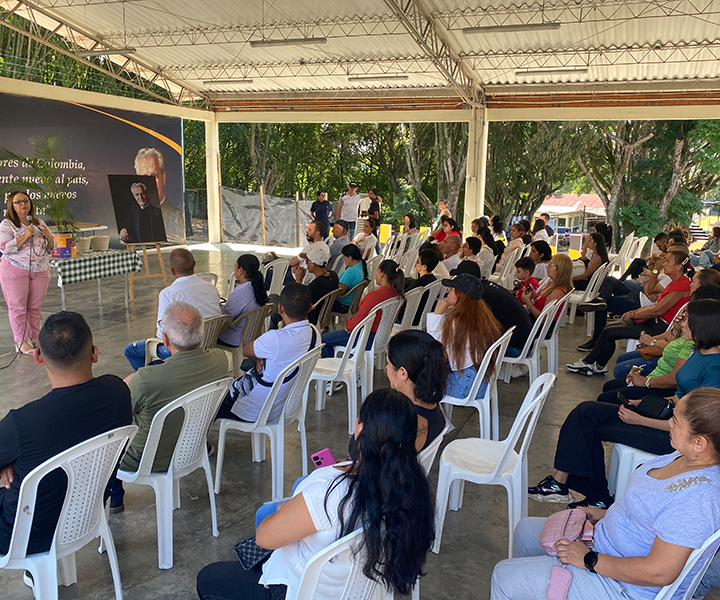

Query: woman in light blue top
[
  {"left": 332, "top": 244, "right": 368, "bottom": 313},
  {"left": 218, "top": 254, "right": 267, "bottom": 347},
  {"left": 492, "top": 387, "right": 720, "bottom": 600}
]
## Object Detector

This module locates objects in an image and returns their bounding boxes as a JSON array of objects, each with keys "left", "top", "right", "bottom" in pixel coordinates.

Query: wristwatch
[
  {"left": 652, "top": 269, "right": 659, "bottom": 275},
  {"left": 584, "top": 549, "right": 599, "bottom": 573},
  {"left": 646, "top": 377, "right": 653, "bottom": 388}
]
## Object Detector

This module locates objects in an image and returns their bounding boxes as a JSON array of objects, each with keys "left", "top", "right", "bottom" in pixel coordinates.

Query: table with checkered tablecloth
[{"left": 50, "top": 249, "right": 143, "bottom": 310}]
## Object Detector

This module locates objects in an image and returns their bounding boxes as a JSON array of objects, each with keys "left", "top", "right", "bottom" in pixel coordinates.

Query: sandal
[{"left": 19, "top": 340, "right": 35, "bottom": 355}]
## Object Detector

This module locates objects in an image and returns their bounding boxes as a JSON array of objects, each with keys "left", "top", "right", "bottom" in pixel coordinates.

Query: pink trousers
[{"left": 0, "top": 260, "right": 50, "bottom": 343}]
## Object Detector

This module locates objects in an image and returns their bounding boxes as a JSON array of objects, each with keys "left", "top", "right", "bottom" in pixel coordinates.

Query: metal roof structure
[{"left": 4, "top": 0, "right": 720, "bottom": 113}]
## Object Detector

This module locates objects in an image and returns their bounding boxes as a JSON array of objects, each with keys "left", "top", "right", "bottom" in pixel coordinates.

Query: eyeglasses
[{"left": 12, "top": 199, "right": 30, "bottom": 205}]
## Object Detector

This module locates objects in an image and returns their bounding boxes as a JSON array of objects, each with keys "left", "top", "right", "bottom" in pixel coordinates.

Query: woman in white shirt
[
  {"left": 352, "top": 217, "right": 378, "bottom": 258},
  {"left": 196, "top": 389, "right": 435, "bottom": 600}
]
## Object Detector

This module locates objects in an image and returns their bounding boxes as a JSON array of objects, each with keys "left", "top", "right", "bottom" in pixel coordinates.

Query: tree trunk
[
  {"left": 660, "top": 136, "right": 687, "bottom": 219},
  {"left": 402, "top": 124, "right": 435, "bottom": 216}
]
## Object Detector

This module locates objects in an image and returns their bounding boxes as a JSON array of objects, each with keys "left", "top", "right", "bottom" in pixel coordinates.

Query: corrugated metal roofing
[{"left": 4, "top": 0, "right": 720, "bottom": 104}]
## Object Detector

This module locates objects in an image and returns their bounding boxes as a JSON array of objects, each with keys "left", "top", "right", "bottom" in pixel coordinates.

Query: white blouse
[{"left": 0, "top": 218, "right": 52, "bottom": 273}]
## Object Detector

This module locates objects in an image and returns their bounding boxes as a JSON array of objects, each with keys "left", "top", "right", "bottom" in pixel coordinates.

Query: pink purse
[{"left": 539, "top": 509, "right": 594, "bottom": 556}]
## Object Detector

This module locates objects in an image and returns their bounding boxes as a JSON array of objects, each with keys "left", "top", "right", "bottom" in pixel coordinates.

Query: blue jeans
[
  {"left": 347, "top": 223, "right": 356, "bottom": 239},
  {"left": 447, "top": 366, "right": 489, "bottom": 400},
  {"left": 505, "top": 346, "right": 522, "bottom": 358},
  {"left": 320, "top": 329, "right": 375, "bottom": 358},
  {"left": 124, "top": 339, "right": 171, "bottom": 371},
  {"left": 612, "top": 350, "right": 659, "bottom": 379}
]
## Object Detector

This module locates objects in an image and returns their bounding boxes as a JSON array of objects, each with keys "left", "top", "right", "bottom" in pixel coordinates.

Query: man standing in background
[
  {"left": 336, "top": 182, "right": 361, "bottom": 238},
  {"left": 310, "top": 190, "right": 332, "bottom": 238},
  {"left": 134, "top": 148, "right": 185, "bottom": 245}
]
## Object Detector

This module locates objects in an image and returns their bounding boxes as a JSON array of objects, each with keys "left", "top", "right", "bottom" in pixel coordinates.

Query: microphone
[{"left": 26, "top": 215, "right": 33, "bottom": 226}]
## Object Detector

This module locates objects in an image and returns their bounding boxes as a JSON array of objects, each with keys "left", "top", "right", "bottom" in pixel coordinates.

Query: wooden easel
[{"left": 125, "top": 242, "right": 169, "bottom": 301}]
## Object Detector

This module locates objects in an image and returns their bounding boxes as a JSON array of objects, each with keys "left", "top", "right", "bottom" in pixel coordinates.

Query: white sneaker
[{"left": 565, "top": 360, "right": 594, "bottom": 376}]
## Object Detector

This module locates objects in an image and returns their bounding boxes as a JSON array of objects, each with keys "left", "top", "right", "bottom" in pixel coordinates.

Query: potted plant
[{"left": 0, "top": 135, "right": 84, "bottom": 256}]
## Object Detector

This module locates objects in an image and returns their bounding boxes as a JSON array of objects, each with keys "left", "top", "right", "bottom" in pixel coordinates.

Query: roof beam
[
  {"left": 382, "top": 0, "right": 480, "bottom": 105},
  {"left": 0, "top": 0, "right": 205, "bottom": 106}
]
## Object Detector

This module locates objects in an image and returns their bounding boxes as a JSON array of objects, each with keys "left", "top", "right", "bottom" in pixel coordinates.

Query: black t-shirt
[
  {"left": 368, "top": 200, "right": 381, "bottom": 224},
  {"left": 310, "top": 200, "right": 333, "bottom": 233},
  {"left": 480, "top": 281, "right": 533, "bottom": 351},
  {"left": 402, "top": 274, "right": 437, "bottom": 326},
  {"left": 307, "top": 270, "right": 339, "bottom": 325},
  {"left": 0, "top": 375, "right": 132, "bottom": 554}
]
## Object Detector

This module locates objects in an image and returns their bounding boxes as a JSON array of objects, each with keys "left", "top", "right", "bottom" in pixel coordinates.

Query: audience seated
[
  {"left": 573, "top": 232, "right": 609, "bottom": 291},
  {"left": 434, "top": 217, "right": 461, "bottom": 244},
  {"left": 518, "top": 220, "right": 533, "bottom": 245},
  {"left": 439, "top": 234, "right": 462, "bottom": 273},
  {"left": 288, "top": 220, "right": 330, "bottom": 280},
  {"left": 326, "top": 219, "right": 351, "bottom": 272},
  {"left": 124, "top": 248, "right": 221, "bottom": 371},
  {"left": 532, "top": 218, "right": 548, "bottom": 242},
  {"left": 351, "top": 217, "right": 378, "bottom": 258},
  {"left": 460, "top": 236, "right": 484, "bottom": 267},
  {"left": 398, "top": 248, "right": 438, "bottom": 326},
  {"left": 270, "top": 246, "right": 338, "bottom": 328},
  {"left": 566, "top": 250, "right": 691, "bottom": 377},
  {"left": 514, "top": 257, "right": 539, "bottom": 304},
  {"left": 529, "top": 298, "right": 720, "bottom": 510},
  {"left": 621, "top": 231, "right": 669, "bottom": 281},
  {"left": 495, "top": 222, "right": 525, "bottom": 274},
  {"left": 217, "top": 284, "right": 319, "bottom": 423},
  {"left": 321, "top": 260, "right": 405, "bottom": 358},
  {"left": 494, "top": 387, "right": 720, "bottom": 600},
  {"left": 519, "top": 254, "right": 573, "bottom": 325},
  {"left": 331, "top": 244, "right": 368, "bottom": 314},
  {"left": 427, "top": 274, "right": 502, "bottom": 399},
  {"left": 111, "top": 301, "right": 228, "bottom": 512},
  {"left": 0, "top": 311, "right": 132, "bottom": 552},
  {"left": 529, "top": 240, "right": 552, "bottom": 280},
  {"left": 218, "top": 254, "right": 268, "bottom": 348},
  {"left": 197, "top": 390, "right": 435, "bottom": 600},
  {"left": 420, "top": 241, "right": 451, "bottom": 279}
]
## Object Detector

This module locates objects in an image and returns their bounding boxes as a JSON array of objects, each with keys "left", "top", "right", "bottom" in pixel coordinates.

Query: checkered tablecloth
[{"left": 50, "top": 249, "right": 143, "bottom": 285}]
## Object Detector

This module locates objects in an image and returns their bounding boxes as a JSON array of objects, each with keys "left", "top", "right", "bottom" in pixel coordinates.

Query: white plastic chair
[
  {"left": 654, "top": 528, "right": 720, "bottom": 600},
  {"left": 500, "top": 300, "right": 558, "bottom": 386},
  {"left": 226, "top": 273, "right": 237, "bottom": 298},
  {"left": 442, "top": 328, "right": 515, "bottom": 441},
  {"left": 311, "top": 312, "right": 374, "bottom": 434},
  {"left": 607, "top": 443, "right": 660, "bottom": 502},
  {"left": 0, "top": 425, "right": 137, "bottom": 600},
  {"left": 408, "top": 230, "right": 421, "bottom": 250},
  {"left": 418, "top": 422, "right": 450, "bottom": 475},
  {"left": 262, "top": 258, "right": 290, "bottom": 297},
  {"left": 420, "top": 280, "right": 443, "bottom": 331},
  {"left": 144, "top": 315, "right": 232, "bottom": 365},
  {"left": 479, "top": 255, "right": 495, "bottom": 279},
  {"left": 118, "top": 378, "right": 233, "bottom": 569},
  {"left": 364, "top": 255, "right": 384, "bottom": 292},
  {"left": 398, "top": 247, "right": 419, "bottom": 278},
  {"left": 288, "top": 528, "right": 392, "bottom": 600},
  {"left": 433, "top": 372, "right": 556, "bottom": 558},
  {"left": 489, "top": 248, "right": 520, "bottom": 290},
  {"left": 567, "top": 262, "right": 611, "bottom": 336},
  {"left": 392, "top": 286, "right": 425, "bottom": 333},
  {"left": 225, "top": 303, "right": 276, "bottom": 378},
  {"left": 329, "top": 254, "right": 345, "bottom": 274},
  {"left": 520, "top": 243, "right": 532, "bottom": 258},
  {"left": 541, "top": 290, "right": 574, "bottom": 376},
  {"left": 196, "top": 272, "right": 218, "bottom": 287},
  {"left": 214, "top": 345, "right": 323, "bottom": 500}
]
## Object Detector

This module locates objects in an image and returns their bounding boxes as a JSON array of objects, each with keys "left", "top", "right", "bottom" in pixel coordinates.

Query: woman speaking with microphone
[{"left": 0, "top": 191, "right": 55, "bottom": 354}]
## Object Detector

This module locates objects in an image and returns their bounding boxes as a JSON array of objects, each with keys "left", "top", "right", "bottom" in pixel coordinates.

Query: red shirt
[
  {"left": 658, "top": 276, "right": 691, "bottom": 323},
  {"left": 345, "top": 285, "right": 399, "bottom": 333},
  {"left": 516, "top": 277, "right": 539, "bottom": 303},
  {"left": 533, "top": 287, "right": 569, "bottom": 322},
  {"left": 434, "top": 230, "right": 460, "bottom": 244}
]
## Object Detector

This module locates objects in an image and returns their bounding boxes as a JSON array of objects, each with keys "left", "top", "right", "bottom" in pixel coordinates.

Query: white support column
[
  {"left": 462, "top": 106, "right": 489, "bottom": 235},
  {"left": 205, "top": 116, "right": 222, "bottom": 243}
]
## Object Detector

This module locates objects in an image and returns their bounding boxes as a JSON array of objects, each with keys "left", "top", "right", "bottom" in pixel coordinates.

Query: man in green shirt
[{"left": 110, "top": 301, "right": 228, "bottom": 513}]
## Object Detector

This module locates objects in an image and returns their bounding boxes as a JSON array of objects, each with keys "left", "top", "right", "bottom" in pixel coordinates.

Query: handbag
[
  {"left": 638, "top": 344, "right": 663, "bottom": 359},
  {"left": 539, "top": 509, "right": 594, "bottom": 557},
  {"left": 636, "top": 395, "right": 675, "bottom": 420},
  {"left": 234, "top": 534, "right": 273, "bottom": 570}
]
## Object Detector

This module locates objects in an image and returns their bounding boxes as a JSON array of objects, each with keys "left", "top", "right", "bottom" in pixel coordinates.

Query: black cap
[
  {"left": 348, "top": 182, "right": 358, "bottom": 188},
  {"left": 450, "top": 261, "right": 481, "bottom": 278},
  {"left": 441, "top": 273, "right": 483, "bottom": 300},
  {"left": 332, "top": 219, "right": 350, "bottom": 232}
]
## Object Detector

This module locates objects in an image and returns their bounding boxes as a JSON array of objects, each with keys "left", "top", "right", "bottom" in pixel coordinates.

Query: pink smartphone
[
  {"left": 311, "top": 448, "right": 337, "bottom": 469},
  {"left": 545, "top": 566, "right": 572, "bottom": 600}
]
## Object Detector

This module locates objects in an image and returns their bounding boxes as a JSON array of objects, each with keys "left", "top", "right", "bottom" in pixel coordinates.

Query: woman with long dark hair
[
  {"left": 0, "top": 190, "right": 55, "bottom": 354},
  {"left": 573, "top": 233, "right": 609, "bottom": 291},
  {"left": 321, "top": 259, "right": 405, "bottom": 358},
  {"left": 403, "top": 213, "right": 418, "bottom": 235},
  {"left": 428, "top": 274, "right": 502, "bottom": 399},
  {"left": 352, "top": 217, "right": 378, "bottom": 257},
  {"left": 218, "top": 254, "right": 268, "bottom": 347},
  {"left": 197, "top": 389, "right": 435, "bottom": 600},
  {"left": 491, "top": 215, "right": 506, "bottom": 242},
  {"left": 386, "top": 330, "right": 449, "bottom": 451},
  {"left": 529, "top": 240, "right": 553, "bottom": 280}
]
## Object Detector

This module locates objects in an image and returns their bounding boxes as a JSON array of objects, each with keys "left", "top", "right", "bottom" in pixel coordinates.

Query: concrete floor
[{"left": 0, "top": 244, "right": 715, "bottom": 600}]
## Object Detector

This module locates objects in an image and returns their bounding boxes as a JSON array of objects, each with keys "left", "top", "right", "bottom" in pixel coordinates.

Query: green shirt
[
  {"left": 649, "top": 338, "right": 694, "bottom": 378},
  {"left": 120, "top": 347, "right": 228, "bottom": 472}
]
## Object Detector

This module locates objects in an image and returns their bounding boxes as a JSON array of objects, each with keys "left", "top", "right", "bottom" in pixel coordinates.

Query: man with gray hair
[
  {"left": 118, "top": 181, "right": 165, "bottom": 243},
  {"left": 110, "top": 301, "right": 228, "bottom": 513},
  {"left": 134, "top": 147, "right": 185, "bottom": 245}
]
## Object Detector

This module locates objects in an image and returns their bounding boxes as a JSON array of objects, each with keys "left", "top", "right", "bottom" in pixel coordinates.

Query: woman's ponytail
[
  {"left": 379, "top": 259, "right": 405, "bottom": 299},
  {"left": 236, "top": 254, "right": 268, "bottom": 305}
]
